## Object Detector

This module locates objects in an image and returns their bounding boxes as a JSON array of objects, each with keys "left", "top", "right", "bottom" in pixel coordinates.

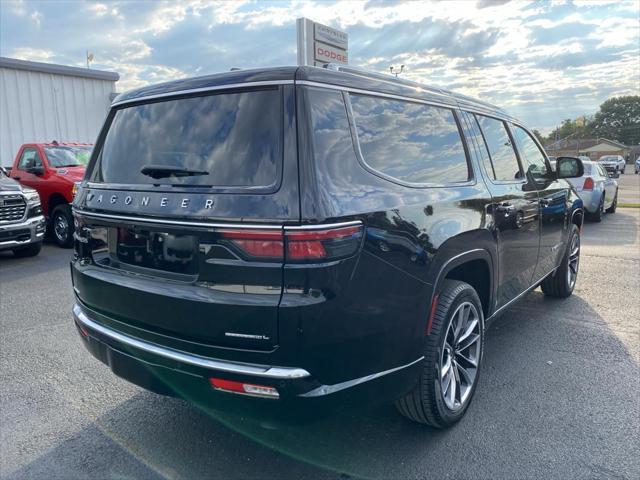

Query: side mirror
[
  {"left": 556, "top": 157, "right": 584, "bottom": 179},
  {"left": 28, "top": 166, "right": 45, "bottom": 176},
  {"left": 609, "top": 171, "right": 620, "bottom": 179}
]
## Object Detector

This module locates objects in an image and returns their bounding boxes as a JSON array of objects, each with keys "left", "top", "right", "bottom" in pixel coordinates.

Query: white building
[{"left": 0, "top": 57, "right": 119, "bottom": 167}]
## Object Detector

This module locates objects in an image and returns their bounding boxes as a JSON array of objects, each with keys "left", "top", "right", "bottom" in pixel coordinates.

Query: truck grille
[{"left": 0, "top": 195, "right": 27, "bottom": 224}]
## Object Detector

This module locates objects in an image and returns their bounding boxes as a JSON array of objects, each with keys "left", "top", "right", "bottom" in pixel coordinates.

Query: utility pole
[{"left": 389, "top": 65, "right": 404, "bottom": 77}]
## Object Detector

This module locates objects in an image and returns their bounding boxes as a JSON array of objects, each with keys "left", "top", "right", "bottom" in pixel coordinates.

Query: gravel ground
[{"left": 1, "top": 207, "right": 638, "bottom": 480}]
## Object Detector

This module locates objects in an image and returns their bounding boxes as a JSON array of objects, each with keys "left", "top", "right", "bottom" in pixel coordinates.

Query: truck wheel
[
  {"left": 395, "top": 280, "right": 484, "bottom": 428},
  {"left": 541, "top": 224, "right": 580, "bottom": 298},
  {"left": 13, "top": 241, "right": 42, "bottom": 257},
  {"left": 606, "top": 191, "right": 617, "bottom": 214},
  {"left": 51, "top": 204, "right": 74, "bottom": 248}
]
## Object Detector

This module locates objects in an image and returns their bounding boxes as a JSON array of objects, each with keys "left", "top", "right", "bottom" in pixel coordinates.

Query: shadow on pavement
[{"left": 5, "top": 290, "right": 639, "bottom": 480}]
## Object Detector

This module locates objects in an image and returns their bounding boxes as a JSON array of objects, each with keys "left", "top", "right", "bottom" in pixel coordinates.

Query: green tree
[
  {"left": 532, "top": 129, "right": 545, "bottom": 144},
  {"left": 588, "top": 96, "right": 640, "bottom": 145}
]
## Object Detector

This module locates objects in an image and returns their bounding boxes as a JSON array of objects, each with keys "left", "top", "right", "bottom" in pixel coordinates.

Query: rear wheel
[
  {"left": 51, "top": 204, "right": 74, "bottom": 248},
  {"left": 12, "top": 241, "right": 42, "bottom": 257},
  {"left": 395, "top": 280, "right": 484, "bottom": 428},
  {"left": 590, "top": 196, "right": 604, "bottom": 222},
  {"left": 541, "top": 224, "right": 580, "bottom": 298},
  {"left": 606, "top": 191, "right": 617, "bottom": 213}
]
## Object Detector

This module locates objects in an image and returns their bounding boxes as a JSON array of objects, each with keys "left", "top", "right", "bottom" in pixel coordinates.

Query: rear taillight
[
  {"left": 583, "top": 177, "right": 594, "bottom": 190},
  {"left": 285, "top": 224, "right": 363, "bottom": 262},
  {"left": 219, "top": 229, "right": 284, "bottom": 259},
  {"left": 218, "top": 223, "right": 363, "bottom": 263}
]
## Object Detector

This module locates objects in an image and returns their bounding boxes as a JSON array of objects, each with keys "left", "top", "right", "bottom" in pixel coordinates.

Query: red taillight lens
[
  {"left": 219, "top": 229, "right": 284, "bottom": 260},
  {"left": 285, "top": 225, "right": 363, "bottom": 262},
  {"left": 217, "top": 223, "right": 363, "bottom": 263},
  {"left": 209, "top": 378, "right": 279, "bottom": 399},
  {"left": 583, "top": 177, "right": 594, "bottom": 190}
]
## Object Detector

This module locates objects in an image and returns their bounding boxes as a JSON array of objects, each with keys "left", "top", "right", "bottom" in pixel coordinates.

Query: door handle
[{"left": 13, "top": 176, "right": 21, "bottom": 180}]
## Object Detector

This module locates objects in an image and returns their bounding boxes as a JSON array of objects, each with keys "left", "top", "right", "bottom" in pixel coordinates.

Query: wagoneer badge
[{"left": 86, "top": 192, "right": 214, "bottom": 209}]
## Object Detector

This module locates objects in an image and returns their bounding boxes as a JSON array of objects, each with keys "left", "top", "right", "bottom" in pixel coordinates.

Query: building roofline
[{"left": 0, "top": 56, "right": 119, "bottom": 82}]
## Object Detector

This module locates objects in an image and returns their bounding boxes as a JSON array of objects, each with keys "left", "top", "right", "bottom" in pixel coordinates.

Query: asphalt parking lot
[{"left": 1, "top": 188, "right": 639, "bottom": 479}]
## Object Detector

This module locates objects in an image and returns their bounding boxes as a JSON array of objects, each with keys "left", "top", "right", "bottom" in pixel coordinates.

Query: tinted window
[
  {"left": 45, "top": 146, "right": 92, "bottom": 167},
  {"left": 474, "top": 115, "right": 521, "bottom": 181},
  {"left": 350, "top": 94, "right": 469, "bottom": 184},
  {"left": 512, "top": 125, "right": 548, "bottom": 179},
  {"left": 18, "top": 148, "right": 42, "bottom": 170},
  {"left": 93, "top": 89, "right": 281, "bottom": 187}
]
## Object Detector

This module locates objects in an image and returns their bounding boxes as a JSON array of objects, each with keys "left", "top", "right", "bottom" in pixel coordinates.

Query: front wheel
[
  {"left": 51, "top": 204, "right": 74, "bottom": 248},
  {"left": 395, "top": 280, "right": 484, "bottom": 428},
  {"left": 541, "top": 224, "right": 580, "bottom": 298}
]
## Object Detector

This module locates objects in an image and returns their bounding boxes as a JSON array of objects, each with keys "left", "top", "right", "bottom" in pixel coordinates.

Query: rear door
[
  {"left": 465, "top": 113, "right": 540, "bottom": 308},
  {"left": 73, "top": 85, "right": 299, "bottom": 352}
]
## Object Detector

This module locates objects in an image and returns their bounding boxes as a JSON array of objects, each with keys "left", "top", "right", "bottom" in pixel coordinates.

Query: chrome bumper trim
[
  {"left": 0, "top": 215, "right": 45, "bottom": 247},
  {"left": 72, "top": 304, "right": 310, "bottom": 379}
]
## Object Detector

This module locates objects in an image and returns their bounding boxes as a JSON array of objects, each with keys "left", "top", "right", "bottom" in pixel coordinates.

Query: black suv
[{"left": 71, "top": 65, "right": 584, "bottom": 427}]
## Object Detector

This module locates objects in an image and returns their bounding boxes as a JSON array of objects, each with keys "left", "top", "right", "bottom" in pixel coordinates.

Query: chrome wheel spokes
[
  {"left": 54, "top": 214, "right": 68, "bottom": 241},
  {"left": 567, "top": 234, "right": 580, "bottom": 289},
  {"left": 440, "top": 302, "right": 481, "bottom": 411}
]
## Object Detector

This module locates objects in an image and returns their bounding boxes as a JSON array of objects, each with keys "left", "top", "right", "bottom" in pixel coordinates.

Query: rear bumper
[
  {"left": 0, "top": 215, "right": 46, "bottom": 251},
  {"left": 72, "top": 302, "right": 422, "bottom": 406}
]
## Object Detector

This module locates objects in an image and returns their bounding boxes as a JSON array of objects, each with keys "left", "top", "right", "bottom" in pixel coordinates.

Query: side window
[
  {"left": 512, "top": 125, "right": 549, "bottom": 180},
  {"left": 17, "top": 148, "right": 42, "bottom": 170},
  {"left": 597, "top": 164, "right": 608, "bottom": 177},
  {"left": 462, "top": 112, "right": 495, "bottom": 179},
  {"left": 349, "top": 94, "right": 469, "bottom": 185},
  {"left": 474, "top": 115, "right": 522, "bottom": 182},
  {"left": 307, "top": 87, "right": 357, "bottom": 171}
]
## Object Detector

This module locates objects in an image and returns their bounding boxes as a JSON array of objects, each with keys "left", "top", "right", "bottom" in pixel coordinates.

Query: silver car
[
  {"left": 566, "top": 160, "right": 618, "bottom": 222},
  {"left": 598, "top": 155, "right": 626, "bottom": 174}
]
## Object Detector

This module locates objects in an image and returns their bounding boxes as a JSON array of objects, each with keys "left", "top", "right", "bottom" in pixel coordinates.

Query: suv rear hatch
[{"left": 73, "top": 84, "right": 299, "bottom": 351}]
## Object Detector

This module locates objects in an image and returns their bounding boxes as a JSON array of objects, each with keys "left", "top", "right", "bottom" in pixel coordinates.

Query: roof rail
[{"left": 322, "top": 63, "right": 508, "bottom": 116}]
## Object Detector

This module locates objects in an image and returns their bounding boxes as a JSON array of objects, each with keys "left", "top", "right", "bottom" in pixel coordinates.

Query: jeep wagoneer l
[{"left": 71, "top": 65, "right": 584, "bottom": 427}]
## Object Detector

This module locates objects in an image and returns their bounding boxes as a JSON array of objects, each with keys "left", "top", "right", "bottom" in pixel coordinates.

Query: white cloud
[{"left": 10, "top": 47, "right": 54, "bottom": 62}]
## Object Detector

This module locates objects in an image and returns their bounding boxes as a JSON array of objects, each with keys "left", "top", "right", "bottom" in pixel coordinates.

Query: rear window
[
  {"left": 91, "top": 89, "right": 281, "bottom": 188},
  {"left": 45, "top": 146, "right": 92, "bottom": 167},
  {"left": 349, "top": 94, "right": 469, "bottom": 185}
]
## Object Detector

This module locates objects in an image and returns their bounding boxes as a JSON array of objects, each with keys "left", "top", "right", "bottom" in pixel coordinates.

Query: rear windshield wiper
[{"left": 140, "top": 165, "right": 209, "bottom": 179}]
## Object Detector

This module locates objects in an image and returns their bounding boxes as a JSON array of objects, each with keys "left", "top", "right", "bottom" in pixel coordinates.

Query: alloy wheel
[
  {"left": 54, "top": 213, "right": 69, "bottom": 242},
  {"left": 567, "top": 233, "right": 580, "bottom": 289},
  {"left": 440, "top": 302, "right": 481, "bottom": 411}
]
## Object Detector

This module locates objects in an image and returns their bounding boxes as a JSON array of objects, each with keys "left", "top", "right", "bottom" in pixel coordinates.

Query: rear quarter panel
[{"left": 285, "top": 85, "right": 496, "bottom": 384}]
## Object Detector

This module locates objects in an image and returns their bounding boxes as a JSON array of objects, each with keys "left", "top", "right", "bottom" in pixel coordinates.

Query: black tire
[
  {"left": 51, "top": 204, "right": 74, "bottom": 248},
  {"left": 541, "top": 224, "right": 580, "bottom": 298},
  {"left": 606, "top": 191, "right": 617, "bottom": 213},
  {"left": 590, "top": 196, "right": 604, "bottom": 222},
  {"left": 395, "top": 280, "right": 484, "bottom": 428},
  {"left": 12, "top": 241, "right": 42, "bottom": 257}
]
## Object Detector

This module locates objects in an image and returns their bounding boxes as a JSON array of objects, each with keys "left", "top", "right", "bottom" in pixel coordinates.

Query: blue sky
[{"left": 1, "top": 0, "right": 638, "bottom": 133}]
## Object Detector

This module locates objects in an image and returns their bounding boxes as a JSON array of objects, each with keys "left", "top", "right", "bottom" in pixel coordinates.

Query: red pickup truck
[{"left": 9, "top": 142, "right": 92, "bottom": 247}]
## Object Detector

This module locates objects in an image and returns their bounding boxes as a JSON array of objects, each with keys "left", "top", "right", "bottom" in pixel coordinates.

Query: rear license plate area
[{"left": 116, "top": 227, "right": 198, "bottom": 275}]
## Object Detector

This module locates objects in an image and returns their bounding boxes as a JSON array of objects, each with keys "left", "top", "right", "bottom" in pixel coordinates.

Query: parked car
[
  {"left": 598, "top": 155, "right": 625, "bottom": 174},
  {"left": 635, "top": 156, "right": 640, "bottom": 174},
  {"left": 562, "top": 158, "right": 617, "bottom": 222},
  {"left": 0, "top": 167, "right": 46, "bottom": 257},
  {"left": 70, "top": 65, "right": 585, "bottom": 428},
  {"left": 9, "top": 142, "right": 92, "bottom": 247}
]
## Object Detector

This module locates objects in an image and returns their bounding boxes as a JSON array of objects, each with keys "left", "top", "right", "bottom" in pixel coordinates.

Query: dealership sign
[{"left": 297, "top": 18, "right": 348, "bottom": 66}]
